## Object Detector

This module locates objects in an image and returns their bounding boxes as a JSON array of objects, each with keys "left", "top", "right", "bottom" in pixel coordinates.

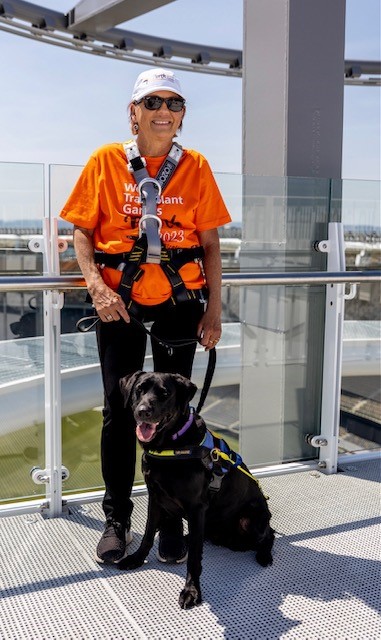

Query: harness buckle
[
  {"left": 210, "top": 448, "right": 220, "bottom": 463},
  {"left": 137, "top": 177, "right": 162, "bottom": 203},
  {"left": 139, "top": 214, "right": 163, "bottom": 234},
  {"left": 127, "top": 158, "right": 147, "bottom": 172}
]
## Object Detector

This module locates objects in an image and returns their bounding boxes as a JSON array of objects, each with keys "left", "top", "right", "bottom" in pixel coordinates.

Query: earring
[{"left": 133, "top": 123, "right": 139, "bottom": 133}]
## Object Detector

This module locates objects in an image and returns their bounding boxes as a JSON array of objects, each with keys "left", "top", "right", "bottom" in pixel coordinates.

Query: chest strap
[{"left": 123, "top": 140, "right": 183, "bottom": 264}]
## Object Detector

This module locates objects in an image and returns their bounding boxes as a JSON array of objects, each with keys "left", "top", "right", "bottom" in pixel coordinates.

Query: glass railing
[
  {"left": 0, "top": 163, "right": 46, "bottom": 504},
  {"left": 337, "top": 179, "right": 380, "bottom": 455},
  {"left": 0, "top": 162, "right": 379, "bottom": 509}
]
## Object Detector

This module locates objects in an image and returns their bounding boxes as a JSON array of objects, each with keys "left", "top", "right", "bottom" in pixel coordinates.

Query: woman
[{"left": 60, "top": 67, "right": 231, "bottom": 564}]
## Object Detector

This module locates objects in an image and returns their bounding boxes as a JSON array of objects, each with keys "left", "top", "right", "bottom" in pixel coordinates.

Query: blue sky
[{"left": 0, "top": 0, "right": 380, "bottom": 180}]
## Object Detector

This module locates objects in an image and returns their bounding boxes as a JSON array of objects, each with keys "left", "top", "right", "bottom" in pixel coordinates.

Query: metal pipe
[
  {"left": 0, "top": 270, "right": 380, "bottom": 293},
  {"left": 221, "top": 270, "right": 381, "bottom": 286}
]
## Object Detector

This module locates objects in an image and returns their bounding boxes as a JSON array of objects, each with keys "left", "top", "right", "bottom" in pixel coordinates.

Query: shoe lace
[{"left": 104, "top": 520, "right": 125, "bottom": 539}]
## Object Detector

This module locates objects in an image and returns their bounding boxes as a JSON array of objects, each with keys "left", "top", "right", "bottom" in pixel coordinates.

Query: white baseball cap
[{"left": 131, "top": 68, "right": 185, "bottom": 102}]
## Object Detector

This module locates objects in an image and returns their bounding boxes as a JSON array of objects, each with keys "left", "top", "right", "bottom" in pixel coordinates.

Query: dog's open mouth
[{"left": 136, "top": 421, "right": 160, "bottom": 443}]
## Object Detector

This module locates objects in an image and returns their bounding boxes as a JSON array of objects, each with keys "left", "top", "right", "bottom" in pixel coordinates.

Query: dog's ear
[
  {"left": 172, "top": 374, "right": 197, "bottom": 411},
  {"left": 119, "top": 371, "right": 145, "bottom": 407}
]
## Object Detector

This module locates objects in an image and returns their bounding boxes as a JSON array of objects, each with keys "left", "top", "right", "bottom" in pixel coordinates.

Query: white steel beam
[{"left": 68, "top": 0, "right": 177, "bottom": 32}]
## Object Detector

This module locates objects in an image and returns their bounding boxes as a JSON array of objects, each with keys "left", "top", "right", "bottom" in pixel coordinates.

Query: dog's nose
[{"left": 137, "top": 403, "right": 152, "bottom": 420}]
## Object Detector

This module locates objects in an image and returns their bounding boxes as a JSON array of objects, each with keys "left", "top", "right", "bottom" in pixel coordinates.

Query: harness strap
[
  {"left": 145, "top": 426, "right": 261, "bottom": 492},
  {"left": 201, "top": 430, "right": 242, "bottom": 465},
  {"left": 123, "top": 140, "right": 183, "bottom": 265},
  {"left": 138, "top": 178, "right": 162, "bottom": 264},
  {"left": 124, "top": 139, "right": 182, "bottom": 192},
  {"left": 146, "top": 445, "right": 211, "bottom": 461},
  {"left": 94, "top": 246, "right": 204, "bottom": 270},
  {"left": 125, "top": 139, "right": 161, "bottom": 263},
  {"left": 94, "top": 241, "right": 206, "bottom": 309},
  {"left": 156, "top": 142, "right": 183, "bottom": 189}
]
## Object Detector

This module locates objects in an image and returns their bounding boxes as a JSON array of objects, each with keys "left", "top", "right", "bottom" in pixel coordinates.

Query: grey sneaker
[
  {"left": 156, "top": 533, "right": 188, "bottom": 564},
  {"left": 95, "top": 520, "right": 133, "bottom": 564}
]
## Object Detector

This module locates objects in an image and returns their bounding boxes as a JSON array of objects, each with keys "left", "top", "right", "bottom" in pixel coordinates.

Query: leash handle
[{"left": 76, "top": 315, "right": 99, "bottom": 332}]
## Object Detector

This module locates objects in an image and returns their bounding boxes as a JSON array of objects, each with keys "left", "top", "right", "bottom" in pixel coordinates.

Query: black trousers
[{"left": 95, "top": 299, "right": 205, "bottom": 525}]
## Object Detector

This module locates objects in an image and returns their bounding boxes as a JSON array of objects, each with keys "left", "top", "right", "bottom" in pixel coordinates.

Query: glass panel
[
  {"left": 51, "top": 164, "right": 83, "bottom": 276},
  {"left": 0, "top": 163, "right": 45, "bottom": 503},
  {"left": 0, "top": 162, "right": 45, "bottom": 276},
  {"left": 216, "top": 172, "right": 242, "bottom": 323},
  {"left": 338, "top": 179, "right": 381, "bottom": 455},
  {"left": 239, "top": 176, "right": 332, "bottom": 467},
  {"left": 60, "top": 327, "right": 104, "bottom": 494},
  {"left": 51, "top": 165, "right": 102, "bottom": 494}
]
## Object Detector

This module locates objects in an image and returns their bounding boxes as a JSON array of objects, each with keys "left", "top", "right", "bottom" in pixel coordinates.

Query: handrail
[{"left": 0, "top": 270, "right": 380, "bottom": 292}]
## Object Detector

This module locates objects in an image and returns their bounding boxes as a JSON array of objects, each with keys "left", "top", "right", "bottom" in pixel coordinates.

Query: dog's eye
[{"left": 160, "top": 389, "right": 169, "bottom": 399}]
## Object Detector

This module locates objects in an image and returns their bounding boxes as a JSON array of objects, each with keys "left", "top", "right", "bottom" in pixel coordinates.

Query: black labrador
[{"left": 118, "top": 371, "right": 274, "bottom": 609}]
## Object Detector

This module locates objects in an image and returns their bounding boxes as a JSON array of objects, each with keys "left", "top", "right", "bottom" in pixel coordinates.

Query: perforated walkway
[{"left": 0, "top": 459, "right": 380, "bottom": 639}]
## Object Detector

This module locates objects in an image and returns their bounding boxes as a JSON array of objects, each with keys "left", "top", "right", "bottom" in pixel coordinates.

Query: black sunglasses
[{"left": 135, "top": 95, "right": 185, "bottom": 112}]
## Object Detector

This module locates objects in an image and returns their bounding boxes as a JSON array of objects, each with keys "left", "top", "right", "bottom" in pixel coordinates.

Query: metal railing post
[
  {"left": 28, "top": 215, "right": 65, "bottom": 516},
  {"left": 314, "top": 223, "right": 346, "bottom": 473},
  {"left": 43, "top": 217, "right": 65, "bottom": 516}
]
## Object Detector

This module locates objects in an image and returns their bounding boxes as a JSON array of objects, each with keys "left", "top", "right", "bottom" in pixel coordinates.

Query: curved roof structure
[{"left": 1, "top": 0, "right": 380, "bottom": 84}]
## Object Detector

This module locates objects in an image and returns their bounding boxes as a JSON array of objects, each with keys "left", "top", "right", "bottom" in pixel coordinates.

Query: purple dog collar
[{"left": 172, "top": 407, "right": 194, "bottom": 441}]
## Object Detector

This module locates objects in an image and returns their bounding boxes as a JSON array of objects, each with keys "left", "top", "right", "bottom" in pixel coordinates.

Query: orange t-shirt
[{"left": 60, "top": 143, "right": 231, "bottom": 305}]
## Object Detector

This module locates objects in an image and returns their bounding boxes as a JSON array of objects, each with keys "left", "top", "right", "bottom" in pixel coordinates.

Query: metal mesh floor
[{"left": 0, "top": 459, "right": 380, "bottom": 639}]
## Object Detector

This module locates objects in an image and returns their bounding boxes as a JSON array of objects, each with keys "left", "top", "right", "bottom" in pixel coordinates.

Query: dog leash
[{"left": 76, "top": 314, "right": 216, "bottom": 414}]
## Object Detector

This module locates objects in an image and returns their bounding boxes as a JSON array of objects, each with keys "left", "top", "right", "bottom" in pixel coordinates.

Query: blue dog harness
[{"left": 145, "top": 409, "right": 258, "bottom": 493}]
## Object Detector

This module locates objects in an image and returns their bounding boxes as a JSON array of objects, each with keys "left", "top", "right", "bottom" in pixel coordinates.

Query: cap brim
[{"left": 132, "top": 85, "right": 186, "bottom": 102}]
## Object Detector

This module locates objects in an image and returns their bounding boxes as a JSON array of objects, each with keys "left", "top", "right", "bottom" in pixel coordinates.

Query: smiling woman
[{"left": 59, "top": 66, "right": 231, "bottom": 566}]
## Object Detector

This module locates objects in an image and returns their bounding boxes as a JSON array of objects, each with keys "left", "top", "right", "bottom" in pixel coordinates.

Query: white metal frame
[
  {"left": 317, "top": 223, "right": 346, "bottom": 473},
  {"left": 26, "top": 183, "right": 66, "bottom": 517},
  {"left": 42, "top": 215, "right": 65, "bottom": 516}
]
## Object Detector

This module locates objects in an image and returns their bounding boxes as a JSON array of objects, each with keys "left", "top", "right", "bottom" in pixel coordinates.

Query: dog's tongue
[{"left": 136, "top": 422, "right": 159, "bottom": 443}]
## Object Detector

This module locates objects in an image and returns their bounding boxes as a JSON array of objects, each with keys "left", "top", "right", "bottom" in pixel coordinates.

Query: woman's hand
[
  {"left": 90, "top": 283, "right": 130, "bottom": 324},
  {"left": 197, "top": 303, "right": 222, "bottom": 351},
  {"left": 73, "top": 225, "right": 130, "bottom": 324},
  {"left": 197, "top": 228, "right": 223, "bottom": 350}
]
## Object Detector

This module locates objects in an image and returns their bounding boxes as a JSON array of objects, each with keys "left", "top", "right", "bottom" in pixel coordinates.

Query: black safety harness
[
  {"left": 94, "top": 140, "right": 207, "bottom": 315},
  {"left": 94, "top": 240, "right": 207, "bottom": 316}
]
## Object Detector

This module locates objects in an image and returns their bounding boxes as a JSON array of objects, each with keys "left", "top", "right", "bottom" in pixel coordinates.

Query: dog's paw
[
  {"left": 118, "top": 552, "right": 146, "bottom": 570},
  {"left": 179, "top": 584, "right": 202, "bottom": 609},
  {"left": 255, "top": 550, "right": 273, "bottom": 567}
]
